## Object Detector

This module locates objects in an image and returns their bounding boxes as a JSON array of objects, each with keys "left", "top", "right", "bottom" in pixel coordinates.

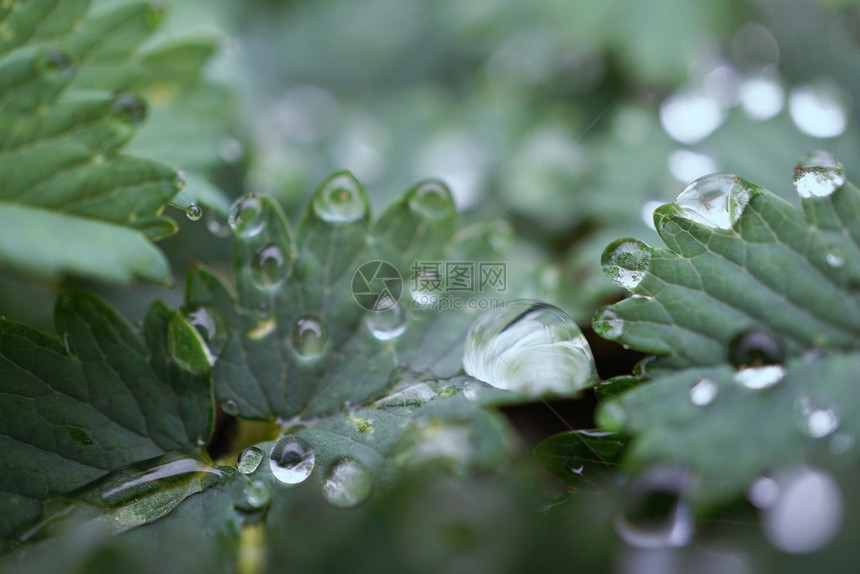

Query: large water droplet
[
  {"left": 185, "top": 204, "right": 203, "bottom": 221},
  {"left": 365, "top": 304, "right": 406, "bottom": 341},
  {"left": 111, "top": 93, "right": 148, "bottom": 126},
  {"left": 674, "top": 173, "right": 750, "bottom": 230},
  {"left": 250, "top": 243, "right": 288, "bottom": 290},
  {"left": 237, "top": 447, "right": 265, "bottom": 474},
  {"left": 689, "top": 377, "right": 718, "bottom": 406},
  {"left": 269, "top": 436, "right": 315, "bottom": 484},
  {"left": 603, "top": 239, "right": 652, "bottom": 290},
  {"left": 463, "top": 301, "right": 595, "bottom": 394},
  {"left": 793, "top": 151, "right": 845, "bottom": 198},
  {"left": 729, "top": 329, "right": 786, "bottom": 389},
  {"left": 408, "top": 181, "right": 453, "bottom": 219},
  {"left": 321, "top": 458, "right": 373, "bottom": 508},
  {"left": 184, "top": 304, "right": 228, "bottom": 356},
  {"left": 289, "top": 316, "right": 329, "bottom": 358},
  {"left": 312, "top": 173, "right": 367, "bottom": 223},
  {"left": 788, "top": 82, "right": 848, "bottom": 138},
  {"left": 761, "top": 466, "right": 843, "bottom": 554},
  {"left": 614, "top": 467, "right": 693, "bottom": 549},
  {"left": 228, "top": 195, "right": 266, "bottom": 238}
]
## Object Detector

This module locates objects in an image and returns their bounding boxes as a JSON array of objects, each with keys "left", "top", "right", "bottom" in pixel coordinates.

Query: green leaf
[
  {"left": 533, "top": 430, "right": 627, "bottom": 491},
  {"left": 0, "top": 291, "right": 213, "bottom": 542},
  {"left": 0, "top": 0, "right": 230, "bottom": 283},
  {"left": 590, "top": 163, "right": 860, "bottom": 504},
  {"left": 186, "top": 172, "right": 594, "bottom": 502}
]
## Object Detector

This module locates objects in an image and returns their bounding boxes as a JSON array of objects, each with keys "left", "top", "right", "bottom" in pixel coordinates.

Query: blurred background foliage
[{"left": 4, "top": 0, "right": 860, "bottom": 571}]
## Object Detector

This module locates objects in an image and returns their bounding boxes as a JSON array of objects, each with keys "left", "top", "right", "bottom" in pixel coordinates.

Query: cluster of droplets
[{"left": 462, "top": 301, "right": 596, "bottom": 395}]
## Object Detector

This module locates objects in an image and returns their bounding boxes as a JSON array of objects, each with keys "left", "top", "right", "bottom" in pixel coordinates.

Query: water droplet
[
  {"left": 674, "top": 173, "right": 751, "bottom": 230},
  {"left": 374, "top": 383, "right": 437, "bottom": 408},
  {"left": 659, "top": 91, "right": 726, "bottom": 144},
  {"left": 243, "top": 479, "right": 272, "bottom": 509},
  {"left": 365, "top": 304, "right": 406, "bottom": 341},
  {"left": 321, "top": 458, "right": 373, "bottom": 508},
  {"left": 689, "top": 377, "right": 718, "bottom": 406},
  {"left": 62, "top": 332, "right": 72, "bottom": 354},
  {"left": 222, "top": 399, "right": 239, "bottom": 416},
  {"left": 250, "top": 244, "right": 288, "bottom": 290},
  {"left": 761, "top": 466, "right": 843, "bottom": 554},
  {"left": 788, "top": 82, "right": 848, "bottom": 138},
  {"left": 228, "top": 195, "right": 266, "bottom": 238},
  {"left": 98, "top": 456, "right": 222, "bottom": 507},
  {"left": 184, "top": 304, "right": 228, "bottom": 356},
  {"left": 269, "top": 436, "right": 315, "bottom": 484},
  {"left": 594, "top": 306, "right": 625, "bottom": 339},
  {"left": 602, "top": 239, "right": 652, "bottom": 290},
  {"left": 185, "top": 204, "right": 203, "bottom": 221},
  {"left": 734, "top": 364, "right": 786, "bottom": 389},
  {"left": 748, "top": 476, "right": 780, "bottom": 508},
  {"left": 247, "top": 317, "right": 275, "bottom": 341},
  {"left": 36, "top": 49, "right": 74, "bottom": 78},
  {"left": 826, "top": 251, "right": 845, "bottom": 268},
  {"left": 614, "top": 467, "right": 693, "bottom": 549},
  {"left": 729, "top": 329, "right": 786, "bottom": 389},
  {"left": 408, "top": 181, "right": 453, "bottom": 219},
  {"left": 289, "top": 316, "right": 329, "bottom": 358},
  {"left": 237, "top": 447, "right": 265, "bottom": 474},
  {"left": 797, "top": 398, "right": 840, "bottom": 438},
  {"left": 461, "top": 380, "right": 485, "bottom": 402},
  {"left": 463, "top": 301, "right": 595, "bottom": 394},
  {"left": 312, "top": 172, "right": 367, "bottom": 223},
  {"left": 111, "top": 93, "right": 148, "bottom": 126},
  {"left": 793, "top": 151, "right": 845, "bottom": 198}
]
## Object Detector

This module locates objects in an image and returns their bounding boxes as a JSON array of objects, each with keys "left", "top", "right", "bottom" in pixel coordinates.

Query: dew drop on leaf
[
  {"left": 761, "top": 466, "right": 843, "bottom": 554},
  {"left": 602, "top": 239, "right": 652, "bottom": 290},
  {"left": 111, "top": 93, "right": 148, "bottom": 126},
  {"left": 185, "top": 204, "right": 203, "bottom": 221},
  {"left": 365, "top": 304, "right": 406, "bottom": 341},
  {"left": 689, "top": 377, "right": 718, "bottom": 406},
  {"left": 36, "top": 49, "right": 74, "bottom": 78},
  {"left": 321, "top": 458, "right": 373, "bottom": 508},
  {"left": 613, "top": 467, "right": 693, "bottom": 549},
  {"left": 407, "top": 181, "right": 453, "bottom": 219},
  {"left": 674, "top": 173, "right": 750, "bottom": 230},
  {"left": 269, "top": 436, "right": 315, "bottom": 484},
  {"left": 289, "top": 316, "right": 329, "bottom": 358},
  {"left": 792, "top": 151, "right": 845, "bottom": 198},
  {"left": 243, "top": 478, "right": 272, "bottom": 509},
  {"left": 184, "top": 303, "right": 228, "bottom": 356},
  {"left": 312, "top": 173, "right": 367, "bottom": 223},
  {"left": 228, "top": 195, "right": 266, "bottom": 238},
  {"left": 222, "top": 399, "right": 240, "bottom": 416},
  {"left": 728, "top": 329, "right": 786, "bottom": 389},
  {"left": 594, "top": 307, "right": 625, "bottom": 339},
  {"left": 237, "top": 446, "right": 265, "bottom": 474},
  {"left": 463, "top": 301, "right": 595, "bottom": 394},
  {"left": 250, "top": 243, "right": 288, "bottom": 290}
]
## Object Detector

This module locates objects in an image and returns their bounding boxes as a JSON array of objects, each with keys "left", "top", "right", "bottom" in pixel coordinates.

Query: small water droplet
[
  {"left": 243, "top": 479, "right": 272, "bottom": 509},
  {"left": 761, "top": 466, "right": 843, "bottom": 554},
  {"left": 312, "top": 172, "right": 367, "bottom": 223},
  {"left": 603, "top": 239, "right": 652, "bottom": 290},
  {"left": 184, "top": 304, "right": 228, "bottom": 356},
  {"left": 797, "top": 398, "right": 840, "bottom": 438},
  {"left": 321, "top": 458, "right": 373, "bottom": 508},
  {"left": 111, "top": 93, "right": 148, "bottom": 126},
  {"left": 365, "top": 304, "right": 406, "bottom": 341},
  {"left": 250, "top": 244, "right": 288, "bottom": 290},
  {"left": 689, "top": 377, "right": 718, "bottom": 406},
  {"left": 374, "top": 383, "right": 437, "bottom": 408},
  {"left": 793, "top": 151, "right": 846, "bottom": 198},
  {"left": 269, "top": 436, "right": 315, "bottom": 484},
  {"left": 408, "top": 181, "right": 453, "bottom": 219},
  {"left": 788, "top": 82, "right": 848, "bottom": 138},
  {"left": 36, "top": 49, "right": 74, "bottom": 78},
  {"left": 463, "top": 301, "right": 595, "bottom": 394},
  {"left": 222, "top": 399, "right": 239, "bottom": 416},
  {"left": 614, "top": 467, "right": 693, "bottom": 549},
  {"left": 237, "top": 447, "right": 265, "bottom": 474},
  {"left": 748, "top": 476, "right": 780, "bottom": 508},
  {"left": 63, "top": 332, "right": 72, "bottom": 354},
  {"left": 825, "top": 251, "right": 845, "bottom": 268},
  {"left": 185, "top": 204, "right": 203, "bottom": 221},
  {"left": 289, "top": 316, "right": 328, "bottom": 358},
  {"left": 674, "top": 173, "right": 751, "bottom": 230},
  {"left": 594, "top": 306, "right": 625, "bottom": 339},
  {"left": 728, "top": 329, "right": 786, "bottom": 389},
  {"left": 247, "top": 318, "right": 275, "bottom": 340},
  {"left": 462, "top": 380, "right": 485, "bottom": 402},
  {"left": 228, "top": 195, "right": 266, "bottom": 238}
]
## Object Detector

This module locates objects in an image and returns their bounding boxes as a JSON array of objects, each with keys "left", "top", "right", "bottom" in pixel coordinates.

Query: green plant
[{"left": 3, "top": 1, "right": 860, "bottom": 573}]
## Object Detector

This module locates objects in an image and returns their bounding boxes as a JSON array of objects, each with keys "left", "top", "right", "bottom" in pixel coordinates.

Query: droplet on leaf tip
[
  {"left": 793, "top": 151, "right": 845, "bottom": 198},
  {"left": 312, "top": 173, "right": 367, "bottom": 223},
  {"left": 674, "top": 173, "right": 750, "bottom": 230},
  {"left": 228, "top": 195, "right": 267, "bottom": 238},
  {"left": 186, "top": 204, "right": 203, "bottom": 221},
  {"left": 603, "top": 239, "right": 652, "bottom": 290}
]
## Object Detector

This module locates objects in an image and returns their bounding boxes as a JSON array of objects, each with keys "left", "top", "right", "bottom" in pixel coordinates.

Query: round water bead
[{"left": 269, "top": 436, "right": 315, "bottom": 485}]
